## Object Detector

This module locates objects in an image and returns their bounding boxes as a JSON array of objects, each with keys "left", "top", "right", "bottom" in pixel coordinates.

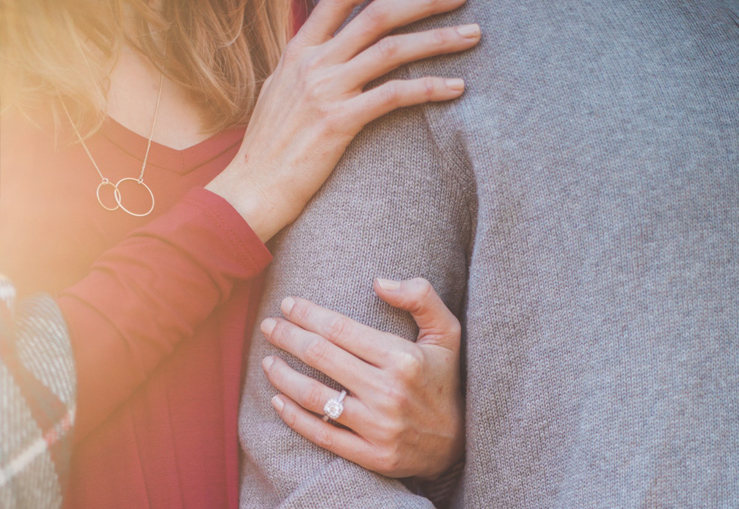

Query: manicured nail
[
  {"left": 446, "top": 78, "right": 465, "bottom": 92},
  {"left": 457, "top": 24, "right": 480, "bottom": 38},
  {"left": 271, "top": 395, "right": 285, "bottom": 413},
  {"left": 261, "top": 318, "right": 276, "bottom": 335},
  {"left": 262, "top": 356, "right": 274, "bottom": 371},
  {"left": 377, "top": 278, "right": 402, "bottom": 291},
  {"left": 281, "top": 297, "right": 296, "bottom": 315}
]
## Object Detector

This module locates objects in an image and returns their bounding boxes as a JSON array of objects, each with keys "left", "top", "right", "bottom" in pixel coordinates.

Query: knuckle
[
  {"left": 303, "top": 384, "right": 324, "bottom": 410},
  {"left": 394, "top": 349, "right": 424, "bottom": 381},
  {"left": 363, "top": 3, "right": 388, "bottom": 32},
  {"left": 304, "top": 336, "right": 329, "bottom": 365},
  {"left": 304, "top": 73, "right": 333, "bottom": 106},
  {"left": 423, "top": 78, "right": 436, "bottom": 99},
  {"left": 318, "top": 114, "right": 342, "bottom": 137},
  {"left": 381, "top": 81, "right": 400, "bottom": 105},
  {"left": 305, "top": 85, "right": 322, "bottom": 106},
  {"left": 425, "top": 0, "right": 460, "bottom": 10},
  {"left": 376, "top": 36, "right": 399, "bottom": 59},
  {"left": 448, "top": 316, "right": 462, "bottom": 338},
  {"left": 381, "top": 381, "right": 411, "bottom": 410},
  {"left": 433, "top": 28, "right": 451, "bottom": 46},
  {"left": 379, "top": 419, "right": 405, "bottom": 443},
  {"left": 290, "top": 299, "right": 311, "bottom": 323},
  {"left": 297, "top": 54, "right": 321, "bottom": 82},
  {"left": 266, "top": 358, "right": 282, "bottom": 380},
  {"left": 320, "top": 0, "right": 343, "bottom": 11},
  {"left": 314, "top": 427, "right": 334, "bottom": 450},
  {"left": 327, "top": 0, "right": 362, "bottom": 11},
  {"left": 284, "top": 406, "right": 298, "bottom": 428},
  {"left": 300, "top": 69, "right": 317, "bottom": 93},
  {"left": 412, "top": 277, "right": 433, "bottom": 295},
  {"left": 316, "top": 102, "right": 333, "bottom": 121},
  {"left": 270, "top": 320, "right": 292, "bottom": 345},
  {"left": 419, "top": 0, "right": 441, "bottom": 12},
  {"left": 407, "top": 278, "right": 434, "bottom": 313},
  {"left": 378, "top": 448, "right": 402, "bottom": 475},
  {"left": 282, "top": 40, "right": 302, "bottom": 63},
  {"left": 422, "top": 77, "right": 436, "bottom": 98},
  {"left": 326, "top": 317, "right": 350, "bottom": 343}
]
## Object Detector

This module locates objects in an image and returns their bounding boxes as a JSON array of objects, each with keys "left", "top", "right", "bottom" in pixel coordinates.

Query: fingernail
[
  {"left": 457, "top": 24, "right": 480, "bottom": 38},
  {"left": 377, "top": 278, "right": 402, "bottom": 291},
  {"left": 271, "top": 395, "right": 284, "bottom": 413},
  {"left": 281, "top": 297, "right": 296, "bottom": 315},
  {"left": 262, "top": 356, "right": 274, "bottom": 371},
  {"left": 261, "top": 318, "right": 277, "bottom": 336},
  {"left": 446, "top": 78, "right": 465, "bottom": 91}
]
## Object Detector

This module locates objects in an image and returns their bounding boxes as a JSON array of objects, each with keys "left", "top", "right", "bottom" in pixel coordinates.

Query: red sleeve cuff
[
  {"left": 178, "top": 187, "right": 272, "bottom": 276},
  {"left": 58, "top": 187, "right": 272, "bottom": 439}
]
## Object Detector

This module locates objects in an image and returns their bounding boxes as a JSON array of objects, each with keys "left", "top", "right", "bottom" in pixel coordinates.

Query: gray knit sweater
[{"left": 239, "top": 1, "right": 739, "bottom": 507}]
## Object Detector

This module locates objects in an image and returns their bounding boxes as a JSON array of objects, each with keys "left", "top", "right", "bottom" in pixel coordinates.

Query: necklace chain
[
  {"left": 60, "top": 71, "right": 164, "bottom": 217},
  {"left": 138, "top": 71, "right": 164, "bottom": 182}
]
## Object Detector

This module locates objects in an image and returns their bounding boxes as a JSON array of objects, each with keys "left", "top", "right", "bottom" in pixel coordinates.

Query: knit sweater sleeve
[
  {"left": 0, "top": 276, "right": 75, "bottom": 509},
  {"left": 57, "top": 188, "right": 271, "bottom": 441},
  {"left": 238, "top": 87, "right": 474, "bottom": 506}
]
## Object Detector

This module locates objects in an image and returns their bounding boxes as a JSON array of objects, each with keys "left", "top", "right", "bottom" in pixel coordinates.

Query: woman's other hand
[
  {"left": 260, "top": 278, "right": 464, "bottom": 480},
  {"left": 207, "top": 0, "right": 480, "bottom": 242}
]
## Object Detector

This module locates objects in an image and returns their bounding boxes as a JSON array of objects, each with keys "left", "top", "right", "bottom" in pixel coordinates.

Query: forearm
[
  {"left": 238, "top": 102, "right": 474, "bottom": 507},
  {"left": 58, "top": 188, "right": 271, "bottom": 440}
]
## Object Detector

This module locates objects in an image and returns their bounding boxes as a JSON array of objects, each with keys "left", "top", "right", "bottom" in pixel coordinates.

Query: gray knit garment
[{"left": 239, "top": 1, "right": 739, "bottom": 507}]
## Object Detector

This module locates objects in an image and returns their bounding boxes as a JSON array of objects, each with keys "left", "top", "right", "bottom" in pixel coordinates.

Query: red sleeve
[{"left": 57, "top": 187, "right": 272, "bottom": 441}]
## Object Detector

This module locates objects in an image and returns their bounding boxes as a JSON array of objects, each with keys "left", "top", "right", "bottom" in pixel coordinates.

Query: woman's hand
[
  {"left": 259, "top": 278, "right": 464, "bottom": 480},
  {"left": 207, "top": 0, "right": 480, "bottom": 241}
]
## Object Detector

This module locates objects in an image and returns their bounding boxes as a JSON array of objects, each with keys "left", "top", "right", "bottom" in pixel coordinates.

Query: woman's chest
[{"left": 0, "top": 120, "right": 235, "bottom": 296}]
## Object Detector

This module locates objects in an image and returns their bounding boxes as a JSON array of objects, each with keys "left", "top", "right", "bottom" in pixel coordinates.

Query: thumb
[{"left": 374, "top": 277, "right": 461, "bottom": 351}]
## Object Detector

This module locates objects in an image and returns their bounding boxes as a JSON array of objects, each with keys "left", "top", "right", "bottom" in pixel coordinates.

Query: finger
[
  {"left": 328, "top": 0, "right": 467, "bottom": 61},
  {"left": 347, "top": 77, "right": 465, "bottom": 127},
  {"left": 279, "top": 296, "right": 400, "bottom": 366},
  {"left": 342, "top": 24, "right": 481, "bottom": 88},
  {"left": 374, "top": 278, "right": 461, "bottom": 351},
  {"left": 262, "top": 355, "right": 372, "bottom": 433},
  {"left": 261, "top": 317, "right": 381, "bottom": 393},
  {"left": 296, "top": 0, "right": 364, "bottom": 45},
  {"left": 271, "top": 394, "right": 383, "bottom": 471}
]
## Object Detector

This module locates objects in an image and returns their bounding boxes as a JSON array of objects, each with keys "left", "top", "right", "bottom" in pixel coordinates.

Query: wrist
[
  {"left": 412, "top": 456, "right": 466, "bottom": 508},
  {"left": 416, "top": 443, "right": 464, "bottom": 482},
  {"left": 416, "top": 401, "right": 465, "bottom": 481},
  {"left": 205, "top": 171, "right": 286, "bottom": 243}
]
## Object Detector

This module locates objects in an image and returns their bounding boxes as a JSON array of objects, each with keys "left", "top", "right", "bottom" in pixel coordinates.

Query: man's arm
[{"left": 238, "top": 95, "right": 475, "bottom": 508}]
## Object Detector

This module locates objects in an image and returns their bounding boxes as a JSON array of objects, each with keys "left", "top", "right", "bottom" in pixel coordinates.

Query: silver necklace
[{"left": 61, "top": 71, "right": 164, "bottom": 217}]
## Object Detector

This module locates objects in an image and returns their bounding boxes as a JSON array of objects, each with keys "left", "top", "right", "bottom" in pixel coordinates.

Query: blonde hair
[{"left": 0, "top": 0, "right": 291, "bottom": 136}]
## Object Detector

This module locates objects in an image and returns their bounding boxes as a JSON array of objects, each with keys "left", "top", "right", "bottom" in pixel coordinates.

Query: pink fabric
[
  {"left": 0, "top": 110, "right": 271, "bottom": 509},
  {"left": 292, "top": 0, "right": 310, "bottom": 33}
]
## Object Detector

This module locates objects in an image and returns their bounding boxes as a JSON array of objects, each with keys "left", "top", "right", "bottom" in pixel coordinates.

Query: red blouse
[{"left": 0, "top": 111, "right": 271, "bottom": 509}]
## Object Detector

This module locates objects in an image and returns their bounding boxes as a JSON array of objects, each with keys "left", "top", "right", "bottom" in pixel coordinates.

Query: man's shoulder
[{"left": 397, "top": 0, "right": 739, "bottom": 163}]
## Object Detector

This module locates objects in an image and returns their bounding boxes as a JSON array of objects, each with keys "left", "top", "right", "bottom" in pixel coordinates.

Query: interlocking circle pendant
[
  {"left": 113, "top": 178, "right": 156, "bottom": 217},
  {"left": 96, "top": 179, "right": 120, "bottom": 211}
]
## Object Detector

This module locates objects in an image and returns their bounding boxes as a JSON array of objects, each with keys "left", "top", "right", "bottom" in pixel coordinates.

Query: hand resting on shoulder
[{"left": 207, "top": 0, "right": 481, "bottom": 242}]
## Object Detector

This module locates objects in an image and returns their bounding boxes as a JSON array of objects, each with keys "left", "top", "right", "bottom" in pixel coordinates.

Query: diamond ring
[{"left": 322, "top": 390, "right": 347, "bottom": 422}]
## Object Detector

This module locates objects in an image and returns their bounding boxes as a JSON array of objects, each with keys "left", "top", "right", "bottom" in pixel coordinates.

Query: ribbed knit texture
[
  {"left": 239, "top": 1, "right": 739, "bottom": 507},
  {"left": 0, "top": 277, "right": 75, "bottom": 509}
]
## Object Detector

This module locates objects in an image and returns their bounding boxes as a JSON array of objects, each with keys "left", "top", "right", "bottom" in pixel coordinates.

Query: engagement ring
[{"left": 322, "top": 390, "right": 347, "bottom": 422}]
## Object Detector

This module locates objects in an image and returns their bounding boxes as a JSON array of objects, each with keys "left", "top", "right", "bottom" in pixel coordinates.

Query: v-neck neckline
[{"left": 99, "top": 116, "right": 246, "bottom": 175}]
